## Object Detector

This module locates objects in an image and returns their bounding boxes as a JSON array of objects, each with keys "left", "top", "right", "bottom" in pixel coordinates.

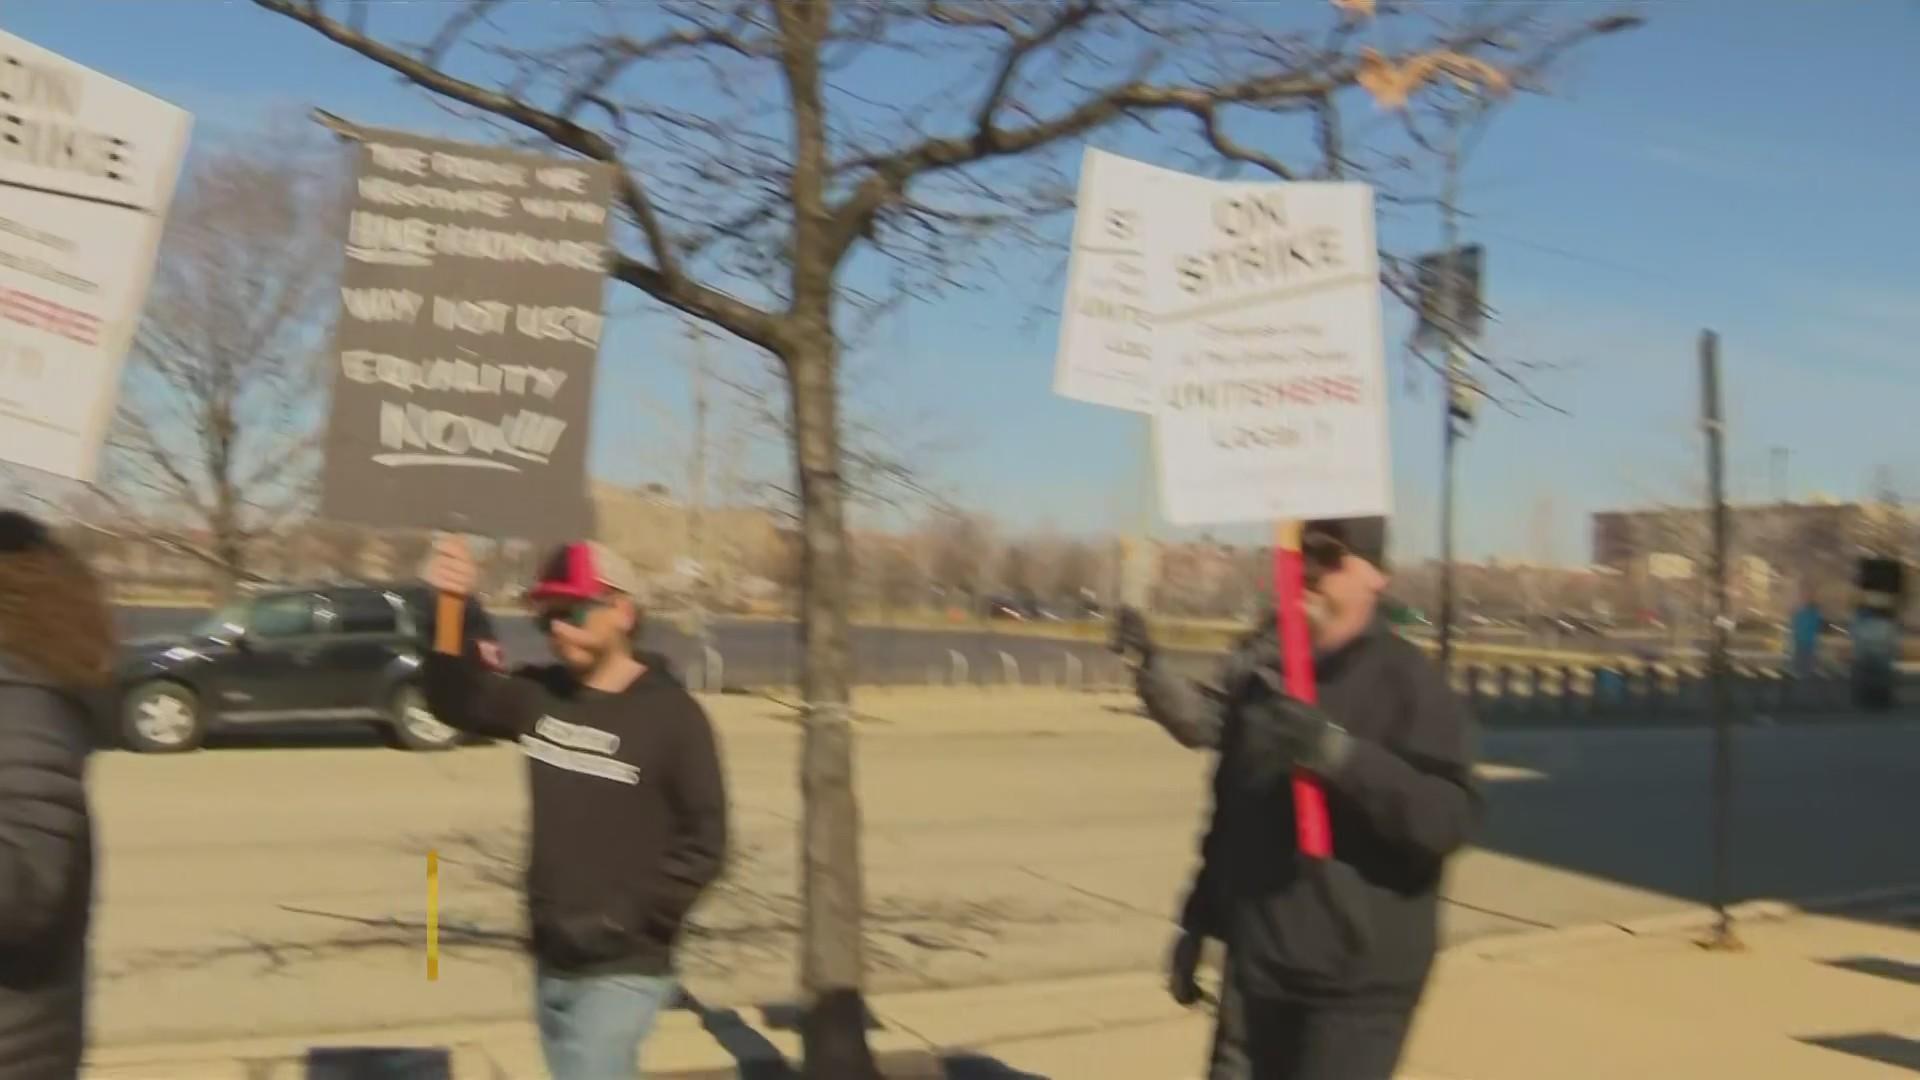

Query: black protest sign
[{"left": 319, "top": 126, "right": 615, "bottom": 544}]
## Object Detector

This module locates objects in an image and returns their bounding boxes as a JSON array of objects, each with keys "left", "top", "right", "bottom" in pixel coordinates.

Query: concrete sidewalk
[{"left": 82, "top": 895, "right": 1920, "bottom": 1078}]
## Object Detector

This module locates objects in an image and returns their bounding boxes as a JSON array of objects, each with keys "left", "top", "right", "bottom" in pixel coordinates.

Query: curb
[{"left": 1452, "top": 883, "right": 1920, "bottom": 963}]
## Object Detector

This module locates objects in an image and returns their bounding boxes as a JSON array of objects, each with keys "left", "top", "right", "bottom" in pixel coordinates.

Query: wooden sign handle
[
  {"left": 1275, "top": 520, "right": 1334, "bottom": 860},
  {"left": 434, "top": 592, "right": 466, "bottom": 656}
]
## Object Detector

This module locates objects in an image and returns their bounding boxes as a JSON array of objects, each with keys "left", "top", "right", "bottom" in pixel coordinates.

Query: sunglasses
[{"left": 535, "top": 600, "right": 609, "bottom": 632}]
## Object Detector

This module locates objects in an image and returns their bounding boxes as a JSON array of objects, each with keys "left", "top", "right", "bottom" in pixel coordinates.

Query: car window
[
  {"left": 331, "top": 590, "right": 401, "bottom": 635},
  {"left": 248, "top": 594, "right": 317, "bottom": 640},
  {"left": 192, "top": 602, "right": 250, "bottom": 640}
]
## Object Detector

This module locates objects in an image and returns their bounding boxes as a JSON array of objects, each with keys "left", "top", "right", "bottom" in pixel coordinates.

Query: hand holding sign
[
  {"left": 424, "top": 534, "right": 478, "bottom": 597},
  {"left": 423, "top": 533, "right": 479, "bottom": 656}
]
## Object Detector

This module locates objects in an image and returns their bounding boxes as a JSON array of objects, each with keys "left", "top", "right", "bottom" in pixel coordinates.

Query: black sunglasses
[{"left": 535, "top": 600, "right": 609, "bottom": 632}]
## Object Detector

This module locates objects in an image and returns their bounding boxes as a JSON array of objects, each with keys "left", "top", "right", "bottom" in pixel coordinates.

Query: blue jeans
[{"left": 535, "top": 969, "right": 677, "bottom": 1079}]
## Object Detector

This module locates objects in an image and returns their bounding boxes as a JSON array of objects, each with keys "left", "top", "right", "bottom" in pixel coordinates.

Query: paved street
[{"left": 82, "top": 689, "right": 1920, "bottom": 1051}]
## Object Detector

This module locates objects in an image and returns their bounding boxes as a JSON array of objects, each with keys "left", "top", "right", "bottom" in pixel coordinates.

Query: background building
[{"left": 1590, "top": 499, "right": 1917, "bottom": 622}]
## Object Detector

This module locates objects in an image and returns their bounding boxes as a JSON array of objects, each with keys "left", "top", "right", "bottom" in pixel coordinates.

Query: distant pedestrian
[
  {"left": 1120, "top": 517, "right": 1479, "bottom": 1080},
  {"left": 0, "top": 511, "right": 114, "bottom": 1080},
  {"left": 422, "top": 536, "right": 728, "bottom": 1079},
  {"left": 1789, "top": 593, "right": 1823, "bottom": 679}
]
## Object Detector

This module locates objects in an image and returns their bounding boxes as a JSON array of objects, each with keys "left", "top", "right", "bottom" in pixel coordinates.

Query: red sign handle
[{"left": 1275, "top": 521, "right": 1333, "bottom": 859}]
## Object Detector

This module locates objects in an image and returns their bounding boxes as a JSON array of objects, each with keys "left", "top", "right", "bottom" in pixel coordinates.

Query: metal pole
[
  {"left": 1440, "top": 376, "right": 1459, "bottom": 668},
  {"left": 1701, "top": 329, "right": 1740, "bottom": 950},
  {"left": 1436, "top": 111, "right": 1465, "bottom": 672},
  {"left": 1116, "top": 414, "right": 1155, "bottom": 613},
  {"left": 686, "top": 321, "right": 711, "bottom": 650}
]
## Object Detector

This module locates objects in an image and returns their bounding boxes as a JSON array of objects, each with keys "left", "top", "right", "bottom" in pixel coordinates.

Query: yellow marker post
[{"left": 427, "top": 849, "right": 440, "bottom": 981}]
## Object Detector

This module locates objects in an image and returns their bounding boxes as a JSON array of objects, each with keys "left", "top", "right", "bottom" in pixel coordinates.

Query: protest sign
[
  {"left": 1052, "top": 148, "right": 1183, "bottom": 413},
  {"left": 0, "top": 31, "right": 190, "bottom": 481},
  {"left": 1148, "top": 180, "right": 1391, "bottom": 527},
  {"left": 318, "top": 126, "right": 615, "bottom": 543}
]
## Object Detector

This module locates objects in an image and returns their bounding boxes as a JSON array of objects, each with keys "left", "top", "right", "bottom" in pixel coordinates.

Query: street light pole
[{"left": 1701, "top": 329, "right": 1740, "bottom": 951}]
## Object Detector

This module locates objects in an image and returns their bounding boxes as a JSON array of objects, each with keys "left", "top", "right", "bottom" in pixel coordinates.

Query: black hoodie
[
  {"left": 1141, "top": 619, "right": 1479, "bottom": 1006},
  {"left": 422, "top": 650, "right": 728, "bottom": 975}
]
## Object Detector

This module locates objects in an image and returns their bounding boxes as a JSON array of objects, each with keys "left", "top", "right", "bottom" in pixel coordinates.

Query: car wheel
[
  {"left": 388, "top": 685, "right": 460, "bottom": 751},
  {"left": 123, "top": 681, "right": 205, "bottom": 753}
]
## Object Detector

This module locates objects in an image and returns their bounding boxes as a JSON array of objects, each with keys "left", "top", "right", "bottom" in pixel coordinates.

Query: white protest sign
[
  {"left": 1052, "top": 148, "right": 1184, "bottom": 413},
  {"left": 0, "top": 31, "right": 191, "bottom": 481},
  {"left": 1147, "top": 179, "right": 1392, "bottom": 526}
]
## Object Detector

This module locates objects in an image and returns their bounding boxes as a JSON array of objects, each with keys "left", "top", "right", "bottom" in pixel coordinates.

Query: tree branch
[
  {"left": 1313, "top": 91, "right": 1345, "bottom": 179},
  {"left": 826, "top": 63, "right": 1351, "bottom": 259},
  {"left": 972, "top": 2, "right": 1098, "bottom": 134},
  {"left": 420, "top": 0, "right": 504, "bottom": 68},
  {"left": 250, "top": 0, "right": 790, "bottom": 353},
  {"left": 1193, "top": 99, "right": 1296, "bottom": 181}
]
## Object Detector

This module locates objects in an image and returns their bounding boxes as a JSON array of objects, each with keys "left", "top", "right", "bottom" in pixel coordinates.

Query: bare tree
[
  {"left": 1051, "top": 538, "right": 1105, "bottom": 606},
  {"left": 250, "top": 2, "right": 1640, "bottom": 1068},
  {"left": 710, "top": 345, "right": 954, "bottom": 524},
  {"left": 862, "top": 532, "right": 927, "bottom": 617},
  {"left": 925, "top": 508, "right": 996, "bottom": 605},
  {"left": 997, "top": 539, "right": 1040, "bottom": 600},
  {"left": 99, "top": 128, "right": 345, "bottom": 595},
  {"left": 1863, "top": 467, "right": 1920, "bottom": 570}
]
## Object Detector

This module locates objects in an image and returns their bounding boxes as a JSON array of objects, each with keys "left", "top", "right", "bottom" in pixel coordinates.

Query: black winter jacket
[
  {"left": 1139, "top": 619, "right": 1479, "bottom": 1007},
  {"left": 0, "top": 662, "right": 94, "bottom": 1080}
]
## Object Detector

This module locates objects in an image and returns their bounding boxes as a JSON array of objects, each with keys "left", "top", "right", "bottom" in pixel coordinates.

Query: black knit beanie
[{"left": 1304, "top": 515, "right": 1389, "bottom": 571}]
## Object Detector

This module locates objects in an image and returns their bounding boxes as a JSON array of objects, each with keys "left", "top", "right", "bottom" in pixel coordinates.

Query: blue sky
[{"left": 10, "top": 1, "right": 1918, "bottom": 562}]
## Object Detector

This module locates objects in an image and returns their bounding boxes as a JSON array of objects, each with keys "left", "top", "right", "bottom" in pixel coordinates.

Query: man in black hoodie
[
  {"left": 0, "top": 511, "right": 111, "bottom": 1080},
  {"left": 423, "top": 536, "right": 727, "bottom": 1079},
  {"left": 1121, "top": 517, "right": 1478, "bottom": 1080}
]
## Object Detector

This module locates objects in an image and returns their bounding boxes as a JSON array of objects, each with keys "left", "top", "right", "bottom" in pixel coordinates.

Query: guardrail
[
  {"left": 1447, "top": 660, "right": 1916, "bottom": 724},
  {"left": 681, "top": 639, "right": 1915, "bottom": 726}
]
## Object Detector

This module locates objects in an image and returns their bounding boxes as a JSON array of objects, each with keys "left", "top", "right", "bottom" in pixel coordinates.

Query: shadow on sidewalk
[
  {"left": 1470, "top": 724, "right": 1920, "bottom": 925},
  {"left": 1468, "top": 725, "right": 1920, "bottom": 1076},
  {"left": 299, "top": 1046, "right": 454, "bottom": 1078},
  {"left": 679, "top": 990, "right": 795, "bottom": 1079},
  {"left": 674, "top": 991, "right": 1048, "bottom": 1079},
  {"left": 939, "top": 1054, "right": 1049, "bottom": 1079}
]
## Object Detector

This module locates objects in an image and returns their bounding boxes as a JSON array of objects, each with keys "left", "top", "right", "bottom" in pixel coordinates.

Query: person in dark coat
[
  {"left": 1115, "top": 603, "right": 1272, "bottom": 1080},
  {"left": 0, "top": 511, "right": 110, "bottom": 1080},
  {"left": 1118, "top": 517, "right": 1479, "bottom": 1080}
]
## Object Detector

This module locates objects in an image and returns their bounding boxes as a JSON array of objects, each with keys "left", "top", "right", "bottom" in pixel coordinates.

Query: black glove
[
  {"left": 1112, "top": 606, "right": 1155, "bottom": 665},
  {"left": 1246, "top": 667, "right": 1354, "bottom": 775},
  {"left": 1167, "top": 929, "right": 1205, "bottom": 1007}
]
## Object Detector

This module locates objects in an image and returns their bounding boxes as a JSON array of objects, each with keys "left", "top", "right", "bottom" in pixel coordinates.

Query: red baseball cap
[{"left": 527, "top": 541, "right": 641, "bottom": 604}]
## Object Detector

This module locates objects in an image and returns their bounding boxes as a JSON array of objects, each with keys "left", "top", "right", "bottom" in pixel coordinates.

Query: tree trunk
[
  {"left": 785, "top": 324, "right": 879, "bottom": 1079},
  {"left": 772, "top": 0, "right": 879, "bottom": 1071}
]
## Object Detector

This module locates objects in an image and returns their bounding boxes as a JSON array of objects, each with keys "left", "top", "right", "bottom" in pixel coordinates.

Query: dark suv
[{"left": 114, "top": 584, "right": 500, "bottom": 753}]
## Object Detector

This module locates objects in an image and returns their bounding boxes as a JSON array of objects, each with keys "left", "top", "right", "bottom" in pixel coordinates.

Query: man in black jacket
[
  {"left": 423, "top": 536, "right": 728, "bottom": 1079},
  {"left": 1121, "top": 517, "right": 1478, "bottom": 1080},
  {"left": 0, "top": 511, "right": 112, "bottom": 1080}
]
